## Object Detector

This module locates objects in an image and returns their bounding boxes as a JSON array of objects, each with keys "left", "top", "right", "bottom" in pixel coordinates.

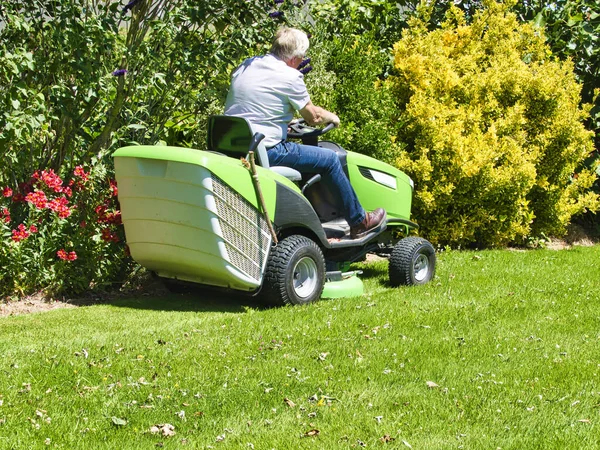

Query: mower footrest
[{"left": 325, "top": 222, "right": 387, "bottom": 248}]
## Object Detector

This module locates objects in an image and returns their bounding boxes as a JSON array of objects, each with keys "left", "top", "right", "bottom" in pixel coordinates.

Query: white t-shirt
[{"left": 224, "top": 54, "right": 311, "bottom": 148}]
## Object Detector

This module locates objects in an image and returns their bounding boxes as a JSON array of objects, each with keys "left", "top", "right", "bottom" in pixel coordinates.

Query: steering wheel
[{"left": 287, "top": 118, "right": 336, "bottom": 139}]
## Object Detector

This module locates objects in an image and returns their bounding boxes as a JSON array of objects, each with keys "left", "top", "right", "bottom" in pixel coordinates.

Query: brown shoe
[{"left": 350, "top": 208, "right": 387, "bottom": 239}]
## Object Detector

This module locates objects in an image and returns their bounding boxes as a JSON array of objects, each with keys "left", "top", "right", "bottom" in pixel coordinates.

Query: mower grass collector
[{"left": 113, "top": 116, "right": 435, "bottom": 305}]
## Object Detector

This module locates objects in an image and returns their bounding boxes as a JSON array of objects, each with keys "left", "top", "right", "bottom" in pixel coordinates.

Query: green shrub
[
  {"left": 0, "top": 166, "right": 132, "bottom": 298},
  {"left": 303, "top": 29, "right": 402, "bottom": 166},
  {"left": 389, "top": 0, "right": 598, "bottom": 247},
  {"left": 0, "top": 0, "right": 295, "bottom": 297}
]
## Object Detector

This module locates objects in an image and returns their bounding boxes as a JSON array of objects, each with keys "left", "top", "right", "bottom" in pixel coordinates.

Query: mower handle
[
  {"left": 287, "top": 118, "right": 335, "bottom": 139},
  {"left": 249, "top": 132, "right": 265, "bottom": 153}
]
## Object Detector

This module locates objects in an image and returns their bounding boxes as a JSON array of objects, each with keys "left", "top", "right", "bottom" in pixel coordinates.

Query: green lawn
[{"left": 1, "top": 246, "right": 599, "bottom": 449}]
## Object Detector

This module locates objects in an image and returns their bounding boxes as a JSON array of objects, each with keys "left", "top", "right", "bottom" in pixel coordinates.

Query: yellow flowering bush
[{"left": 390, "top": 0, "right": 598, "bottom": 247}]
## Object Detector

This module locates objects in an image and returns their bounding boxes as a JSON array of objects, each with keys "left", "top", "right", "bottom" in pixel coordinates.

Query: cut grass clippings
[{"left": 1, "top": 246, "right": 599, "bottom": 449}]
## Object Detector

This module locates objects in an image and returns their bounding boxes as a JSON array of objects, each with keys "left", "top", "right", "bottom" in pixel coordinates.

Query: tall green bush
[
  {"left": 389, "top": 0, "right": 598, "bottom": 247},
  {"left": 305, "top": 31, "right": 400, "bottom": 163}
]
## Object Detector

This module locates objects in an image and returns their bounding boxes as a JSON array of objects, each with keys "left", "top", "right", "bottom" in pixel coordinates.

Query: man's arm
[{"left": 299, "top": 101, "right": 340, "bottom": 127}]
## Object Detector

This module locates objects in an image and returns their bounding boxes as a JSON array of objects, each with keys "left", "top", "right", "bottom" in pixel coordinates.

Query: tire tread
[
  {"left": 262, "top": 235, "right": 325, "bottom": 306},
  {"left": 389, "top": 236, "right": 436, "bottom": 286}
]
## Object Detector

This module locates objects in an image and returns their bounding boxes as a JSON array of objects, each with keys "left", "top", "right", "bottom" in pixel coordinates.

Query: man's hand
[
  {"left": 300, "top": 101, "right": 340, "bottom": 128},
  {"left": 329, "top": 112, "right": 341, "bottom": 128}
]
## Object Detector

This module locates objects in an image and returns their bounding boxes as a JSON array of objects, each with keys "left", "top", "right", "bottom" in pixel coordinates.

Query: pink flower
[
  {"left": 57, "top": 249, "right": 76, "bottom": 261},
  {"left": 73, "top": 165, "right": 89, "bottom": 182},
  {"left": 2, "top": 207, "right": 11, "bottom": 223},
  {"left": 25, "top": 190, "right": 48, "bottom": 209},
  {"left": 47, "top": 196, "right": 74, "bottom": 218},
  {"left": 2, "top": 187, "right": 12, "bottom": 197},
  {"left": 59, "top": 186, "right": 73, "bottom": 197},
  {"left": 29, "top": 225, "right": 38, "bottom": 233},
  {"left": 11, "top": 224, "right": 30, "bottom": 242},
  {"left": 41, "top": 169, "right": 64, "bottom": 193}
]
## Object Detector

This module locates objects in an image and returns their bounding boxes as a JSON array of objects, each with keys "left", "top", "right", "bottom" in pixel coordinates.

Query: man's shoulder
[{"left": 247, "top": 54, "right": 302, "bottom": 78}]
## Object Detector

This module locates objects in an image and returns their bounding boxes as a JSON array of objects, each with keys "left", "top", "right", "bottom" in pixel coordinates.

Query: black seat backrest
[{"left": 207, "top": 115, "right": 254, "bottom": 157}]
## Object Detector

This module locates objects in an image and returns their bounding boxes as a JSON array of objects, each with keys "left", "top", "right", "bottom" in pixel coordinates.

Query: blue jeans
[{"left": 267, "top": 141, "right": 365, "bottom": 226}]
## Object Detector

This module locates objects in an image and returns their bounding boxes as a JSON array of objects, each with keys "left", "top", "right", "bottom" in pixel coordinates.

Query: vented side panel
[{"left": 211, "top": 175, "right": 271, "bottom": 281}]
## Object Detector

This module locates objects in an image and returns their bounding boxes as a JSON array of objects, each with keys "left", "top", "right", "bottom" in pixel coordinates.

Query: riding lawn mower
[{"left": 113, "top": 115, "right": 436, "bottom": 305}]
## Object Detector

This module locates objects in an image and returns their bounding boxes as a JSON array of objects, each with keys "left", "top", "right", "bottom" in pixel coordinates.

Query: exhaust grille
[{"left": 211, "top": 175, "right": 271, "bottom": 281}]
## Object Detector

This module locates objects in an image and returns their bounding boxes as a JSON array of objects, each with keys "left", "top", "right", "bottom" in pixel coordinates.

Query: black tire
[
  {"left": 389, "top": 237, "right": 436, "bottom": 286},
  {"left": 261, "top": 235, "right": 326, "bottom": 306}
]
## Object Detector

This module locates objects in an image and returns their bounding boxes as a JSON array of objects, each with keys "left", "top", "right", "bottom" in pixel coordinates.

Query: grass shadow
[
  {"left": 355, "top": 265, "right": 387, "bottom": 279},
  {"left": 107, "top": 292, "right": 269, "bottom": 314},
  {"left": 67, "top": 277, "right": 272, "bottom": 314},
  {"left": 62, "top": 262, "right": 394, "bottom": 314}
]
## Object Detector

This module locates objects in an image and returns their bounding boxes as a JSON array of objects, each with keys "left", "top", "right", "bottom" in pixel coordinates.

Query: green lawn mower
[{"left": 113, "top": 115, "right": 436, "bottom": 305}]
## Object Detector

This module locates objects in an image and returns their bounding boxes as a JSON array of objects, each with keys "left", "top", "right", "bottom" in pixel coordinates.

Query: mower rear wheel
[
  {"left": 262, "top": 235, "right": 325, "bottom": 306},
  {"left": 389, "top": 237, "right": 436, "bottom": 286}
]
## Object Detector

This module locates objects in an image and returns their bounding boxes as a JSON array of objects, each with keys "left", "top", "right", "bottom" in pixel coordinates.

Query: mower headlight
[
  {"left": 408, "top": 176, "right": 414, "bottom": 190},
  {"left": 370, "top": 170, "right": 397, "bottom": 190}
]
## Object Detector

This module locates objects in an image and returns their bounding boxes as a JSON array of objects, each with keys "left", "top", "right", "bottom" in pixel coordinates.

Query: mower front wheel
[
  {"left": 262, "top": 235, "right": 325, "bottom": 306},
  {"left": 389, "top": 237, "right": 436, "bottom": 286}
]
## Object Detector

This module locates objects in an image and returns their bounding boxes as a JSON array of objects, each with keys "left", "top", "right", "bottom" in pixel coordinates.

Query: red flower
[
  {"left": 29, "top": 225, "right": 38, "bottom": 233},
  {"left": 101, "top": 228, "right": 120, "bottom": 243},
  {"left": 2, "top": 207, "right": 10, "bottom": 223},
  {"left": 11, "top": 223, "right": 30, "bottom": 242},
  {"left": 2, "top": 187, "right": 12, "bottom": 197},
  {"left": 96, "top": 208, "right": 122, "bottom": 225},
  {"left": 25, "top": 190, "right": 48, "bottom": 209},
  {"left": 109, "top": 179, "right": 118, "bottom": 197},
  {"left": 20, "top": 180, "right": 34, "bottom": 195},
  {"left": 59, "top": 186, "right": 73, "bottom": 197},
  {"left": 12, "top": 193, "right": 25, "bottom": 203},
  {"left": 57, "top": 249, "right": 76, "bottom": 261},
  {"left": 74, "top": 165, "right": 89, "bottom": 182},
  {"left": 41, "top": 169, "right": 64, "bottom": 193},
  {"left": 80, "top": 221, "right": 87, "bottom": 228},
  {"left": 95, "top": 204, "right": 107, "bottom": 217},
  {"left": 47, "top": 196, "right": 73, "bottom": 218},
  {"left": 105, "top": 211, "right": 122, "bottom": 225}
]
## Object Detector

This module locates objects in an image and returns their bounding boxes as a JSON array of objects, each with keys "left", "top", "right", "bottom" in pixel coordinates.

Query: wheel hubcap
[
  {"left": 292, "top": 256, "right": 318, "bottom": 298},
  {"left": 413, "top": 254, "right": 430, "bottom": 282}
]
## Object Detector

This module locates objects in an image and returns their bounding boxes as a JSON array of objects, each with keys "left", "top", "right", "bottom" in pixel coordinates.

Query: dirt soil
[
  {"left": 0, "top": 293, "right": 78, "bottom": 317},
  {"left": 2, "top": 223, "right": 597, "bottom": 317},
  {"left": 0, "top": 275, "right": 167, "bottom": 318}
]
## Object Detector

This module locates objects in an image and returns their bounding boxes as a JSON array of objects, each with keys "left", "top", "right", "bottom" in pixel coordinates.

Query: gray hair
[{"left": 270, "top": 27, "right": 309, "bottom": 61}]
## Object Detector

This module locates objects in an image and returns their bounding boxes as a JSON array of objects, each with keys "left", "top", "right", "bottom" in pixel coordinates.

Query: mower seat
[{"left": 207, "top": 115, "right": 302, "bottom": 182}]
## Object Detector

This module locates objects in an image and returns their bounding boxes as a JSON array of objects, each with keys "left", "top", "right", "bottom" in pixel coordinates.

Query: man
[{"left": 224, "top": 27, "right": 386, "bottom": 239}]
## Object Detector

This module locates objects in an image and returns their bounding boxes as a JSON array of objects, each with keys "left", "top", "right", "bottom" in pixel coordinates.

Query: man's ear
[{"left": 285, "top": 56, "right": 301, "bottom": 69}]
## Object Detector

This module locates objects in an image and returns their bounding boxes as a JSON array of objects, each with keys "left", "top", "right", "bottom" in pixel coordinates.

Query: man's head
[{"left": 270, "top": 27, "right": 309, "bottom": 67}]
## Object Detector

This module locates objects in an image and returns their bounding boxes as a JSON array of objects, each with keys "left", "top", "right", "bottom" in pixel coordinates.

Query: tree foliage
[
  {"left": 0, "top": 0, "right": 289, "bottom": 297},
  {"left": 516, "top": 1, "right": 600, "bottom": 116}
]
